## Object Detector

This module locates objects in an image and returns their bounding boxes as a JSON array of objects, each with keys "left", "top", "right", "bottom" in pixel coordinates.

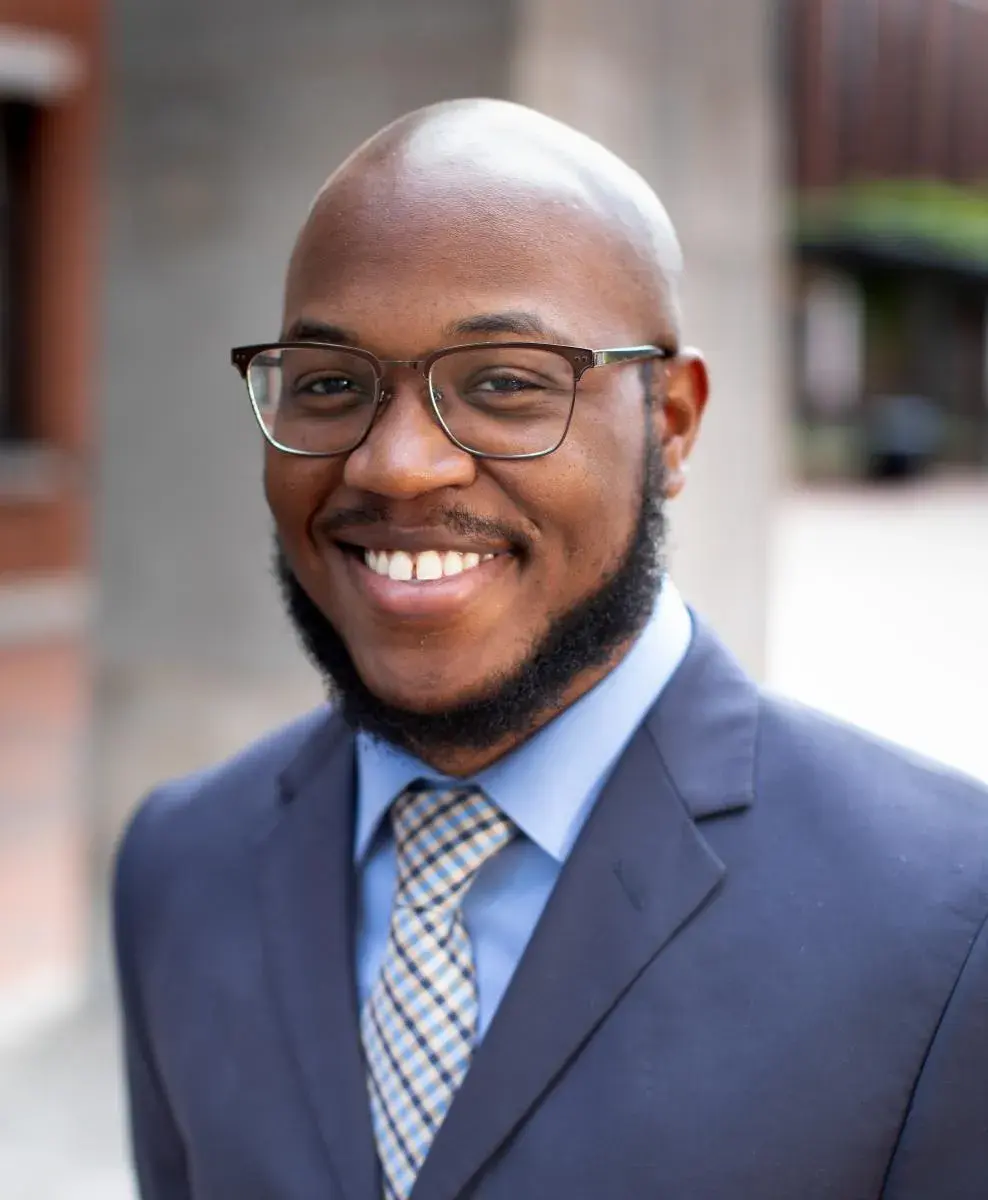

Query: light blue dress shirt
[{"left": 354, "top": 579, "right": 693, "bottom": 1037}]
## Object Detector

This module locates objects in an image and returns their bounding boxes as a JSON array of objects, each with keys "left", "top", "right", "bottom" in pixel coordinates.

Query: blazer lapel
[
  {"left": 256, "top": 711, "right": 378, "bottom": 1200},
  {"left": 411, "top": 620, "right": 760, "bottom": 1200}
]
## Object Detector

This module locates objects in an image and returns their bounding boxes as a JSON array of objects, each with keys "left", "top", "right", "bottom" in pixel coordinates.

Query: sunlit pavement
[
  {"left": 0, "top": 1001, "right": 132, "bottom": 1200},
  {"left": 1, "top": 476, "right": 986, "bottom": 1198},
  {"left": 768, "top": 475, "right": 988, "bottom": 786}
]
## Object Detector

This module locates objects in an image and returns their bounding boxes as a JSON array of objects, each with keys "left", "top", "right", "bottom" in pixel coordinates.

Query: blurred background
[{"left": 0, "top": 0, "right": 985, "bottom": 1195}]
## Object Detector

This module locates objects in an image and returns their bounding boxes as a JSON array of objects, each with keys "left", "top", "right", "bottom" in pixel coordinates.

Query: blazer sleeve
[
  {"left": 113, "top": 798, "right": 193, "bottom": 1200},
  {"left": 882, "top": 908, "right": 988, "bottom": 1200}
]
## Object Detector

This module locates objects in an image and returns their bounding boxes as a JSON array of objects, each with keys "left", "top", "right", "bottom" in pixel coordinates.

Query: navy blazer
[{"left": 114, "top": 622, "right": 988, "bottom": 1199}]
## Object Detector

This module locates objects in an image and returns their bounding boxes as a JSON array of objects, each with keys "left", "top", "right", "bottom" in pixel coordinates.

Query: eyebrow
[
  {"left": 281, "top": 318, "right": 358, "bottom": 344},
  {"left": 281, "top": 310, "right": 572, "bottom": 349},
  {"left": 444, "top": 311, "right": 569, "bottom": 342}
]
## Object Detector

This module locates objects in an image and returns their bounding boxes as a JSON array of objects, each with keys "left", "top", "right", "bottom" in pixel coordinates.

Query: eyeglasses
[{"left": 230, "top": 340, "right": 675, "bottom": 460}]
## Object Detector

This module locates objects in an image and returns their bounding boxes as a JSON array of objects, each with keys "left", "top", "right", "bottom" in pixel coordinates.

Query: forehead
[{"left": 284, "top": 182, "right": 656, "bottom": 349}]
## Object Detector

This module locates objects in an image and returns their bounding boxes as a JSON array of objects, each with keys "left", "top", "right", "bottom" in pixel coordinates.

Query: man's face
[{"left": 266, "top": 178, "right": 703, "bottom": 755}]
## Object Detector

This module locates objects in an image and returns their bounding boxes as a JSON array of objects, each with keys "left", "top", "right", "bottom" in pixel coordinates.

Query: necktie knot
[{"left": 391, "top": 783, "right": 514, "bottom": 912}]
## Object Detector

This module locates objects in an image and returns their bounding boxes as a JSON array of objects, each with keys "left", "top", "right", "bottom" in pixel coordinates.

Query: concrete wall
[{"left": 513, "top": 0, "right": 787, "bottom": 674}]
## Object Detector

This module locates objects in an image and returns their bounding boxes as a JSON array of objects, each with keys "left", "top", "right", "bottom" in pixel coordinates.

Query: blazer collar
[{"left": 642, "top": 614, "right": 758, "bottom": 820}]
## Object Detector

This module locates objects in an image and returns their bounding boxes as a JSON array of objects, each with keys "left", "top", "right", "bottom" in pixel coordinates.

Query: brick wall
[
  {"left": 0, "top": 0, "right": 100, "bottom": 577},
  {"left": 0, "top": 0, "right": 99, "bottom": 1031}
]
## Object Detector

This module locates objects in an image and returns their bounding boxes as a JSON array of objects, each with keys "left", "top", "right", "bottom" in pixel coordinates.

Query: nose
[{"left": 342, "top": 371, "right": 477, "bottom": 499}]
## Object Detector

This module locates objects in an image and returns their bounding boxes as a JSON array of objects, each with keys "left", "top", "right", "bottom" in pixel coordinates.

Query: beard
[{"left": 274, "top": 437, "right": 667, "bottom": 760}]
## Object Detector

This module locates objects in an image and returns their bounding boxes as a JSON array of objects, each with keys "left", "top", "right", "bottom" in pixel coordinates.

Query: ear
[{"left": 651, "top": 349, "right": 709, "bottom": 499}]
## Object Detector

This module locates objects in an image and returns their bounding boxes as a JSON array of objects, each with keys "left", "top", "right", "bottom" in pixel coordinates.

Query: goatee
[{"left": 275, "top": 438, "right": 667, "bottom": 760}]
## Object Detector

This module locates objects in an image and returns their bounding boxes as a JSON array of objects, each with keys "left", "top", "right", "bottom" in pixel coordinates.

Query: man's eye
[
  {"left": 297, "top": 375, "right": 359, "bottom": 395},
  {"left": 472, "top": 374, "right": 541, "bottom": 393}
]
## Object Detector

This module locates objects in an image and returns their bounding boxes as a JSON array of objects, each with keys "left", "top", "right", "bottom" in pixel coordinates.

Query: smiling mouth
[
  {"left": 330, "top": 540, "right": 515, "bottom": 619},
  {"left": 359, "top": 547, "right": 499, "bottom": 582}
]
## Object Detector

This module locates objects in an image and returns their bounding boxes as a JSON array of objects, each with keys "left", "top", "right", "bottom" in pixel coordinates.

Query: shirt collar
[{"left": 354, "top": 578, "right": 693, "bottom": 864}]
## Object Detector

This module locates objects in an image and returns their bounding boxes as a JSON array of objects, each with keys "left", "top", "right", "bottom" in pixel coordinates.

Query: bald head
[{"left": 289, "top": 99, "right": 683, "bottom": 339}]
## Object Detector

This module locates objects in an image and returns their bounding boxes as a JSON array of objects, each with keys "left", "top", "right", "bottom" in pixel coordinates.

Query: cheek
[
  {"left": 263, "top": 453, "right": 339, "bottom": 555},
  {"left": 562, "top": 396, "right": 646, "bottom": 561},
  {"left": 507, "top": 397, "right": 646, "bottom": 590}
]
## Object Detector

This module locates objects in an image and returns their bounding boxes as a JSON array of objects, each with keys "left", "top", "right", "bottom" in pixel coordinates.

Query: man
[{"left": 114, "top": 100, "right": 988, "bottom": 1200}]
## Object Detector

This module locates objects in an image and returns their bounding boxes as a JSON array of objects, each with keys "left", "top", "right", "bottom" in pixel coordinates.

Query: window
[{"left": 0, "top": 100, "right": 35, "bottom": 446}]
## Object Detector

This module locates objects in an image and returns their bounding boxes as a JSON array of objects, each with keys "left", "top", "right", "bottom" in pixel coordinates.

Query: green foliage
[{"left": 796, "top": 180, "right": 988, "bottom": 267}]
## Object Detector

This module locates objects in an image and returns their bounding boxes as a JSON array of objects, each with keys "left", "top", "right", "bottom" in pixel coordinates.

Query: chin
[{"left": 354, "top": 660, "right": 502, "bottom": 716}]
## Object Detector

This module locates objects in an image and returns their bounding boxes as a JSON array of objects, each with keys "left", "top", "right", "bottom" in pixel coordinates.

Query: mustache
[{"left": 318, "top": 503, "right": 533, "bottom": 554}]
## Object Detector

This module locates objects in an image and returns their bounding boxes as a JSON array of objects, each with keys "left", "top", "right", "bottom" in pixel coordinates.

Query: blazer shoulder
[
  {"left": 758, "top": 691, "right": 988, "bottom": 806},
  {"left": 113, "top": 705, "right": 342, "bottom": 900},
  {"left": 755, "top": 691, "right": 988, "bottom": 885}
]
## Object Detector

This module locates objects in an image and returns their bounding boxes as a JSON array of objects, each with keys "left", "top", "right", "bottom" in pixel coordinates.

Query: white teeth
[
  {"left": 387, "top": 550, "right": 413, "bottom": 581},
  {"left": 415, "top": 550, "right": 444, "bottom": 581},
  {"left": 363, "top": 548, "right": 497, "bottom": 581}
]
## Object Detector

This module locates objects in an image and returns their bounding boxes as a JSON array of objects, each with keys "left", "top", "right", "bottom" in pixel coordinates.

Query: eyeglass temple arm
[{"left": 592, "top": 346, "right": 675, "bottom": 368}]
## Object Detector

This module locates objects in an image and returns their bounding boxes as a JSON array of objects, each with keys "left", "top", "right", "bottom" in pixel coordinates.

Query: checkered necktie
[{"left": 361, "top": 783, "right": 515, "bottom": 1200}]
